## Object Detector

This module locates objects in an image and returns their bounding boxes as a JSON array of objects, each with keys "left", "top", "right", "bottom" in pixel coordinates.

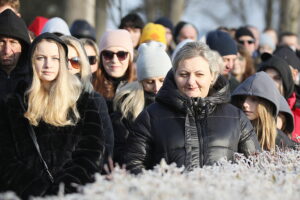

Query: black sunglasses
[
  {"left": 102, "top": 50, "right": 129, "bottom": 61},
  {"left": 238, "top": 40, "right": 255, "bottom": 45},
  {"left": 88, "top": 56, "right": 97, "bottom": 65}
]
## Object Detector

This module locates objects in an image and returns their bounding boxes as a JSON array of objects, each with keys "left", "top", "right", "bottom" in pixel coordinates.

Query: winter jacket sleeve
[
  {"left": 110, "top": 111, "right": 133, "bottom": 166},
  {"left": 238, "top": 111, "right": 261, "bottom": 155},
  {"left": 96, "top": 93, "right": 114, "bottom": 169},
  {"left": 46, "top": 92, "right": 106, "bottom": 194},
  {"left": 125, "top": 109, "right": 153, "bottom": 174},
  {"left": 0, "top": 98, "right": 52, "bottom": 199}
]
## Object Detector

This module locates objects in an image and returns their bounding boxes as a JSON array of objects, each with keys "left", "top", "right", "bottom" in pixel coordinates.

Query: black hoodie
[{"left": 0, "top": 9, "right": 31, "bottom": 99}]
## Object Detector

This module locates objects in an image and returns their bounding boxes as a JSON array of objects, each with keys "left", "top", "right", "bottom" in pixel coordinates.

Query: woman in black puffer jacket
[
  {"left": 125, "top": 41, "right": 260, "bottom": 174},
  {"left": 111, "top": 41, "right": 172, "bottom": 165},
  {"left": 0, "top": 33, "right": 105, "bottom": 199}
]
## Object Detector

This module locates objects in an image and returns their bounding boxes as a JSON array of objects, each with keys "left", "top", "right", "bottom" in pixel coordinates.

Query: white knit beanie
[{"left": 136, "top": 41, "right": 172, "bottom": 81}]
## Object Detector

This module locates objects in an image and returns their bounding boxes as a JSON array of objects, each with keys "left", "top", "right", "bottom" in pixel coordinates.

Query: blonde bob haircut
[
  {"left": 60, "top": 35, "right": 94, "bottom": 93},
  {"left": 113, "top": 81, "right": 145, "bottom": 120},
  {"left": 172, "top": 41, "right": 221, "bottom": 85},
  {"left": 25, "top": 38, "right": 82, "bottom": 127}
]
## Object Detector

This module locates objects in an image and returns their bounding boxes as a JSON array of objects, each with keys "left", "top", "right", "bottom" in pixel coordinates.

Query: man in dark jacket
[{"left": 0, "top": 9, "right": 31, "bottom": 99}]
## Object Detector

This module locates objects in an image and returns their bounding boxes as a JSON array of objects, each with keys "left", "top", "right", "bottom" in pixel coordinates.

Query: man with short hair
[
  {"left": 173, "top": 21, "right": 198, "bottom": 44},
  {"left": 279, "top": 32, "right": 299, "bottom": 52},
  {"left": 0, "top": 9, "right": 31, "bottom": 98},
  {"left": 0, "top": 0, "right": 20, "bottom": 16},
  {"left": 206, "top": 30, "right": 239, "bottom": 92}
]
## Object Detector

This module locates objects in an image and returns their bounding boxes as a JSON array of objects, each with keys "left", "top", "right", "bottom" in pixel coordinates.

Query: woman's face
[
  {"left": 84, "top": 44, "right": 98, "bottom": 74},
  {"left": 67, "top": 45, "right": 81, "bottom": 75},
  {"left": 141, "top": 76, "right": 165, "bottom": 94},
  {"left": 174, "top": 56, "right": 213, "bottom": 98},
  {"left": 102, "top": 46, "right": 130, "bottom": 78},
  {"left": 232, "top": 53, "right": 246, "bottom": 76},
  {"left": 265, "top": 68, "right": 284, "bottom": 95},
  {"left": 242, "top": 96, "right": 259, "bottom": 120},
  {"left": 34, "top": 40, "right": 60, "bottom": 86}
]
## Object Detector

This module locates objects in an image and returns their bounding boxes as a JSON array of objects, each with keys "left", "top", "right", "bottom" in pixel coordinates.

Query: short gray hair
[{"left": 172, "top": 41, "right": 222, "bottom": 84}]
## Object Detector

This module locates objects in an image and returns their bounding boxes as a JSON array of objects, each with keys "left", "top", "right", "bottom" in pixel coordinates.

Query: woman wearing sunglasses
[
  {"left": 60, "top": 35, "right": 94, "bottom": 93},
  {"left": 0, "top": 33, "right": 105, "bottom": 199},
  {"left": 80, "top": 38, "right": 100, "bottom": 74},
  {"left": 231, "top": 72, "right": 297, "bottom": 151},
  {"left": 61, "top": 35, "right": 114, "bottom": 171},
  {"left": 93, "top": 29, "right": 136, "bottom": 113},
  {"left": 111, "top": 41, "right": 172, "bottom": 165}
]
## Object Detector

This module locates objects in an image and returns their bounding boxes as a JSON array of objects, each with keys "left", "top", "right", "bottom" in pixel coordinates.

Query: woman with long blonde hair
[
  {"left": 0, "top": 33, "right": 105, "bottom": 199},
  {"left": 111, "top": 41, "right": 172, "bottom": 165},
  {"left": 61, "top": 35, "right": 114, "bottom": 169},
  {"left": 60, "top": 35, "right": 93, "bottom": 93},
  {"left": 232, "top": 71, "right": 296, "bottom": 151}
]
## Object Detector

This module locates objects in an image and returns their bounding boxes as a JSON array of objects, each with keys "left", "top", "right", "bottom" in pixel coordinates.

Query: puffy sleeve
[
  {"left": 124, "top": 109, "right": 153, "bottom": 174},
  {"left": 238, "top": 110, "right": 261, "bottom": 155},
  {"left": 47, "top": 92, "right": 106, "bottom": 194}
]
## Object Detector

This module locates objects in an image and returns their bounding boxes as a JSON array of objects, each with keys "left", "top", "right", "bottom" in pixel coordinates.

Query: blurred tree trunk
[
  {"left": 279, "top": 0, "right": 300, "bottom": 33},
  {"left": 144, "top": 0, "right": 186, "bottom": 24},
  {"left": 264, "top": 0, "right": 273, "bottom": 30},
  {"left": 168, "top": 0, "right": 186, "bottom": 24},
  {"left": 64, "top": 0, "right": 96, "bottom": 26},
  {"left": 96, "top": 0, "right": 108, "bottom": 41}
]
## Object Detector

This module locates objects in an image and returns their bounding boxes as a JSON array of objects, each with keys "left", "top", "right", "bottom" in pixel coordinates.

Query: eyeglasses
[
  {"left": 88, "top": 56, "right": 97, "bottom": 65},
  {"left": 68, "top": 57, "right": 80, "bottom": 69},
  {"left": 238, "top": 40, "right": 255, "bottom": 45},
  {"left": 102, "top": 50, "right": 129, "bottom": 61}
]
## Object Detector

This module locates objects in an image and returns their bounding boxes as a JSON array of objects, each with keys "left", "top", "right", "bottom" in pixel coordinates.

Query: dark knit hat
[
  {"left": 0, "top": 9, "right": 30, "bottom": 45},
  {"left": 274, "top": 46, "right": 300, "bottom": 71},
  {"left": 70, "top": 19, "right": 96, "bottom": 41},
  {"left": 155, "top": 17, "right": 174, "bottom": 31},
  {"left": 206, "top": 30, "right": 237, "bottom": 56},
  {"left": 235, "top": 27, "right": 254, "bottom": 40},
  {"left": 258, "top": 53, "right": 294, "bottom": 99}
]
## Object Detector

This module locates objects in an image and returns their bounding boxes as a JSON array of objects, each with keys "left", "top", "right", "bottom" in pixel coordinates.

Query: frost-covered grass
[{"left": 1, "top": 149, "right": 300, "bottom": 200}]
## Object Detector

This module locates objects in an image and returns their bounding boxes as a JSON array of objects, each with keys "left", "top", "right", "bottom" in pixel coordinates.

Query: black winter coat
[
  {"left": 111, "top": 91, "right": 155, "bottom": 165},
  {"left": 0, "top": 91, "right": 106, "bottom": 199},
  {"left": 125, "top": 71, "right": 260, "bottom": 174}
]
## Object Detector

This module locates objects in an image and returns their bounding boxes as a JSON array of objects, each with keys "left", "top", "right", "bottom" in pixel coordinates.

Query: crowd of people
[{"left": 0, "top": 0, "right": 299, "bottom": 199}]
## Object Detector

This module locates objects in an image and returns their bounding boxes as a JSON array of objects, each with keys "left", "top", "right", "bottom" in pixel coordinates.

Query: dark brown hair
[{"left": 237, "top": 44, "right": 255, "bottom": 81}]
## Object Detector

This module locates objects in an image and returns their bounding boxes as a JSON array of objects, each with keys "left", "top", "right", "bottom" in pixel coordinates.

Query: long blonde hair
[
  {"left": 60, "top": 35, "right": 94, "bottom": 93},
  {"left": 252, "top": 99, "right": 277, "bottom": 151},
  {"left": 113, "top": 81, "right": 145, "bottom": 120},
  {"left": 25, "top": 39, "right": 82, "bottom": 127}
]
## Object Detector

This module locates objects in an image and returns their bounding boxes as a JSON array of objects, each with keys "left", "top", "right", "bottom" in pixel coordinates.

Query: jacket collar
[{"left": 156, "top": 70, "right": 230, "bottom": 114}]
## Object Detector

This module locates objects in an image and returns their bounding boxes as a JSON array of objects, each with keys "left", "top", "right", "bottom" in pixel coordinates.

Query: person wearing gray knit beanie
[
  {"left": 111, "top": 41, "right": 172, "bottom": 165},
  {"left": 137, "top": 41, "right": 172, "bottom": 93}
]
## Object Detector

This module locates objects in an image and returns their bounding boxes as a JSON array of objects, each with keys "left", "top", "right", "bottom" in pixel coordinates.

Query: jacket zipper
[{"left": 195, "top": 117, "right": 204, "bottom": 167}]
